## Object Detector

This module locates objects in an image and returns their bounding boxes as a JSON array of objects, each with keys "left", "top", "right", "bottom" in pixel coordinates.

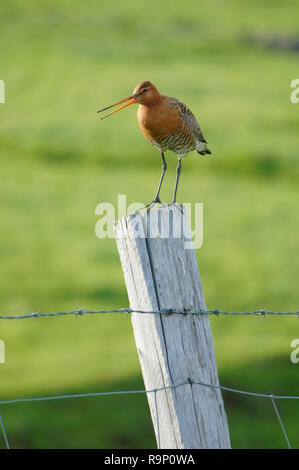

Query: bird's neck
[{"left": 139, "top": 94, "right": 163, "bottom": 109}]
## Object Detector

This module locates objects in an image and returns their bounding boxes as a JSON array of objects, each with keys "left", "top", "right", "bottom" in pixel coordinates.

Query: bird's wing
[{"left": 168, "top": 97, "right": 207, "bottom": 143}]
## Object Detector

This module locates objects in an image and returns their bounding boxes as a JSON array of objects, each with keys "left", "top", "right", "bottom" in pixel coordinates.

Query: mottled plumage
[
  {"left": 166, "top": 97, "right": 211, "bottom": 156},
  {"left": 137, "top": 94, "right": 211, "bottom": 158}
]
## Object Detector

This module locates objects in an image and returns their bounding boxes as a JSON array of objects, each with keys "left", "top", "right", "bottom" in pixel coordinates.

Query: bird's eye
[{"left": 142, "top": 88, "right": 147, "bottom": 93}]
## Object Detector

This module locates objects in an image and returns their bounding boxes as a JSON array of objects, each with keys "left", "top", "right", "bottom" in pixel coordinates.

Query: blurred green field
[{"left": 0, "top": 0, "right": 299, "bottom": 449}]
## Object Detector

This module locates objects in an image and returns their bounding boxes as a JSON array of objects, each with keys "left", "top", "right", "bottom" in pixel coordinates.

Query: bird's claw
[
  {"left": 145, "top": 198, "right": 167, "bottom": 212},
  {"left": 137, "top": 197, "right": 166, "bottom": 212},
  {"left": 134, "top": 199, "right": 184, "bottom": 215},
  {"left": 167, "top": 202, "right": 184, "bottom": 214}
]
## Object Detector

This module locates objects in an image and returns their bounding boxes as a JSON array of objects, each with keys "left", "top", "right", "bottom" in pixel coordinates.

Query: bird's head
[
  {"left": 97, "top": 81, "right": 161, "bottom": 120},
  {"left": 132, "top": 81, "right": 161, "bottom": 105}
]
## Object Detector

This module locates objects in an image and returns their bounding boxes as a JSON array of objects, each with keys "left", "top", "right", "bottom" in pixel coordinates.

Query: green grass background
[{"left": 0, "top": 0, "right": 299, "bottom": 448}]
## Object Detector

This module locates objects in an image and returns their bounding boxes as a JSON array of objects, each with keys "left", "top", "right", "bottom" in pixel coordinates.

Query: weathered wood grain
[{"left": 114, "top": 206, "right": 231, "bottom": 449}]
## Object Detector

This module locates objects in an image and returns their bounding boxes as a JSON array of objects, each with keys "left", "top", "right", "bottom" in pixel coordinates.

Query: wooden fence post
[{"left": 114, "top": 206, "right": 231, "bottom": 449}]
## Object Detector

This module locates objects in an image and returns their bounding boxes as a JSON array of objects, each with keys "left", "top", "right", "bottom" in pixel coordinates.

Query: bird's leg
[
  {"left": 143, "top": 151, "right": 167, "bottom": 211},
  {"left": 153, "top": 151, "right": 167, "bottom": 203},
  {"left": 171, "top": 158, "right": 182, "bottom": 204}
]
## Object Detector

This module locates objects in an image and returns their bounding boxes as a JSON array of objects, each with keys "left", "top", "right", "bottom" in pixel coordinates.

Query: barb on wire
[
  {"left": 0, "top": 307, "right": 298, "bottom": 320},
  {"left": 0, "top": 304, "right": 298, "bottom": 449}
]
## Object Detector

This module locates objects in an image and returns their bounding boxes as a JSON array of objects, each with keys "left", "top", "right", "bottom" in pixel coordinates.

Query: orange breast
[{"left": 137, "top": 99, "right": 180, "bottom": 146}]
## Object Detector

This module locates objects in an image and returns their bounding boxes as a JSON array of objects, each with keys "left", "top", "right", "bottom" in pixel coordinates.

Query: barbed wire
[
  {"left": 0, "top": 377, "right": 298, "bottom": 449},
  {"left": 0, "top": 306, "right": 297, "bottom": 449},
  {"left": 0, "top": 307, "right": 298, "bottom": 320}
]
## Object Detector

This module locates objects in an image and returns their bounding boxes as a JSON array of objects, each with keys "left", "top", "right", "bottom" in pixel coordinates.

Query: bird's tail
[{"left": 196, "top": 140, "right": 212, "bottom": 156}]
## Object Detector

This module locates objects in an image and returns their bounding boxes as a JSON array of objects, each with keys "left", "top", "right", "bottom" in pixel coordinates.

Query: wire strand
[
  {"left": 0, "top": 414, "right": 10, "bottom": 449},
  {"left": 270, "top": 396, "right": 291, "bottom": 449},
  {"left": 0, "top": 305, "right": 298, "bottom": 449},
  {"left": 0, "top": 378, "right": 297, "bottom": 448},
  {"left": 0, "top": 307, "right": 298, "bottom": 320},
  {"left": 0, "top": 378, "right": 298, "bottom": 405}
]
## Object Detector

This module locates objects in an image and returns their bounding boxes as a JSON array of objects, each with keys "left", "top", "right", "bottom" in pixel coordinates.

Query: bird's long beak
[{"left": 97, "top": 95, "right": 137, "bottom": 120}]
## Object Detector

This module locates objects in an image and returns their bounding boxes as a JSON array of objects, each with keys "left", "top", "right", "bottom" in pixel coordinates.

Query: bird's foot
[
  {"left": 146, "top": 200, "right": 163, "bottom": 212},
  {"left": 167, "top": 202, "right": 184, "bottom": 214},
  {"left": 134, "top": 197, "right": 168, "bottom": 214},
  {"left": 141, "top": 196, "right": 166, "bottom": 212},
  {"left": 152, "top": 195, "right": 162, "bottom": 205}
]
